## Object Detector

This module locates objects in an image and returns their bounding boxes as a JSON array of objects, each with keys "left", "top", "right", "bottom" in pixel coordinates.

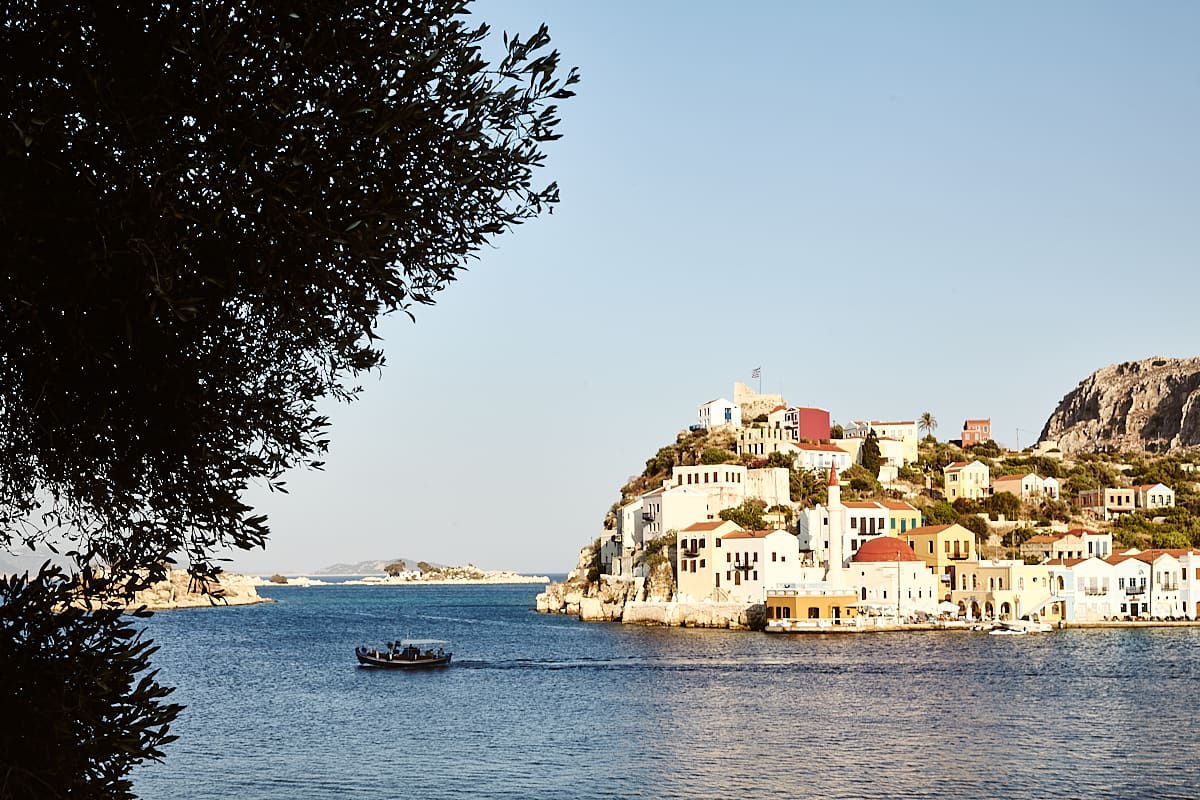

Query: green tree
[
  {"left": 1, "top": 2, "right": 576, "bottom": 791},
  {"left": 918, "top": 411, "right": 938, "bottom": 442},
  {"left": 860, "top": 430, "right": 882, "bottom": 475},
  {"left": 830, "top": 424, "right": 844, "bottom": 439},
  {"left": 701, "top": 447, "right": 735, "bottom": 465},
  {"left": 384, "top": 560, "right": 407, "bottom": 576},
  {"left": 417, "top": 561, "right": 435, "bottom": 574},
  {"left": 957, "top": 513, "right": 989, "bottom": 541},
  {"left": 923, "top": 501, "right": 959, "bottom": 526},
  {"left": 790, "top": 468, "right": 828, "bottom": 508},
  {"left": 765, "top": 451, "right": 795, "bottom": 469},
  {"left": 719, "top": 499, "right": 768, "bottom": 530},
  {"left": 1151, "top": 529, "right": 1191, "bottom": 550},
  {"left": 982, "top": 491, "right": 1021, "bottom": 521},
  {"left": 969, "top": 439, "right": 1002, "bottom": 458}
]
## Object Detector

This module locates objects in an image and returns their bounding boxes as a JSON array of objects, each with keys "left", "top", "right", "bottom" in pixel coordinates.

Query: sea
[{"left": 131, "top": 581, "right": 1200, "bottom": 800}]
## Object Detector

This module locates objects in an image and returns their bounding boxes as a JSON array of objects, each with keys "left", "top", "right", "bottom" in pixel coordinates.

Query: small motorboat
[{"left": 356, "top": 639, "right": 452, "bottom": 669}]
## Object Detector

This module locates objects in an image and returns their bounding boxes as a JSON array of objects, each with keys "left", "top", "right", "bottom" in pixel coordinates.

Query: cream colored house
[
  {"left": 675, "top": 520, "right": 742, "bottom": 602},
  {"left": 1020, "top": 529, "right": 1113, "bottom": 562},
  {"left": 636, "top": 485, "right": 709, "bottom": 544},
  {"left": 992, "top": 473, "right": 1059, "bottom": 502},
  {"left": 790, "top": 442, "right": 853, "bottom": 474},
  {"left": 1134, "top": 483, "right": 1176, "bottom": 511},
  {"left": 949, "top": 560, "right": 1055, "bottom": 621},
  {"left": 843, "top": 420, "right": 919, "bottom": 465},
  {"left": 943, "top": 460, "right": 990, "bottom": 501},
  {"left": 1061, "top": 556, "right": 1117, "bottom": 621},
  {"left": 1077, "top": 488, "right": 1136, "bottom": 520}
]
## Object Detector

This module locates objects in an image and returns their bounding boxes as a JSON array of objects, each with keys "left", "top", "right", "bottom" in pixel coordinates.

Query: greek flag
[{"left": 751, "top": 367, "right": 761, "bottom": 379}]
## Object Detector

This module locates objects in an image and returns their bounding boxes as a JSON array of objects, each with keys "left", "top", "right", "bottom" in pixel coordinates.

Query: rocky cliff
[{"left": 1040, "top": 356, "right": 1200, "bottom": 454}]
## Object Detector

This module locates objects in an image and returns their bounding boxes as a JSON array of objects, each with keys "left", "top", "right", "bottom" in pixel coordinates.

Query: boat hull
[{"left": 355, "top": 647, "right": 452, "bottom": 669}]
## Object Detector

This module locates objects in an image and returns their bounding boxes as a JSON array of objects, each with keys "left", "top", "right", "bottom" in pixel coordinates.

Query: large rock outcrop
[{"left": 1040, "top": 356, "right": 1200, "bottom": 454}]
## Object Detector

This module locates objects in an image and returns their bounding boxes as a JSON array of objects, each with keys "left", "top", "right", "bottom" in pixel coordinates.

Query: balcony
[
  {"left": 641, "top": 513, "right": 654, "bottom": 523},
  {"left": 1084, "top": 586, "right": 1109, "bottom": 596},
  {"left": 1160, "top": 582, "right": 1180, "bottom": 592},
  {"left": 733, "top": 562, "right": 752, "bottom": 572},
  {"left": 681, "top": 548, "right": 700, "bottom": 558},
  {"left": 1125, "top": 584, "right": 1146, "bottom": 595},
  {"left": 947, "top": 553, "right": 969, "bottom": 561}
]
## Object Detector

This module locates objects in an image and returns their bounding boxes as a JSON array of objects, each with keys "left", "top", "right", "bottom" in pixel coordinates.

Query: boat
[
  {"left": 994, "top": 619, "right": 1053, "bottom": 635},
  {"left": 355, "top": 639, "right": 452, "bottom": 669}
]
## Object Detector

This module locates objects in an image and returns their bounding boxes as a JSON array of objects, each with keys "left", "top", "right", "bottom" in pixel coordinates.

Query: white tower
[{"left": 825, "top": 461, "right": 846, "bottom": 587}]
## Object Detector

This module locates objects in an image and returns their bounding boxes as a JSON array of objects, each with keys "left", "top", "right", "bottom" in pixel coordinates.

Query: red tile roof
[{"left": 679, "top": 520, "right": 733, "bottom": 532}]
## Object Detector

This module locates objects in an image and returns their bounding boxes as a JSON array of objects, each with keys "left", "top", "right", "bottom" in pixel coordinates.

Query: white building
[
  {"left": 992, "top": 473, "right": 1060, "bottom": 502},
  {"left": 697, "top": 397, "right": 741, "bottom": 430},
  {"left": 715, "top": 528, "right": 805, "bottom": 602},
  {"left": 790, "top": 442, "right": 853, "bottom": 475},
  {"left": 1134, "top": 483, "right": 1176, "bottom": 512},
  {"left": 850, "top": 537, "right": 941, "bottom": 617}
]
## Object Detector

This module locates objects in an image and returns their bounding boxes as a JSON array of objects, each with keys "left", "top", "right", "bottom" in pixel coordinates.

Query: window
[
  {"left": 945, "top": 540, "right": 950, "bottom": 553},
  {"left": 808, "top": 607, "right": 820, "bottom": 619},
  {"left": 699, "top": 559, "right": 705, "bottom": 568},
  {"left": 767, "top": 606, "right": 775, "bottom": 619},
  {"left": 727, "top": 553, "right": 731, "bottom": 562},
  {"left": 929, "top": 542, "right": 934, "bottom": 554},
  {"left": 715, "top": 539, "right": 721, "bottom": 548},
  {"left": 772, "top": 552, "right": 777, "bottom": 562},
  {"left": 852, "top": 518, "right": 858, "bottom": 529},
  {"left": 752, "top": 571, "right": 758, "bottom": 581}
]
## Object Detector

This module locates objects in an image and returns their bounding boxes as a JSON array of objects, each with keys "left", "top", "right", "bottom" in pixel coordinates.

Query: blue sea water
[{"left": 132, "top": 583, "right": 1200, "bottom": 800}]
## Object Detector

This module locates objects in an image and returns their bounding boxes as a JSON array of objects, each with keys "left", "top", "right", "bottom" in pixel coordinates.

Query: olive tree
[{"left": 1, "top": 1, "right": 576, "bottom": 793}]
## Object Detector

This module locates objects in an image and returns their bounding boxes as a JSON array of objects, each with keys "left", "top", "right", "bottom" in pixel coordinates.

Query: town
[{"left": 581, "top": 381, "right": 1200, "bottom": 631}]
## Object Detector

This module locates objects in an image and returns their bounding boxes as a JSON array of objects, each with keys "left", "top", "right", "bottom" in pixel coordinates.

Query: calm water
[{"left": 132, "top": 583, "right": 1200, "bottom": 799}]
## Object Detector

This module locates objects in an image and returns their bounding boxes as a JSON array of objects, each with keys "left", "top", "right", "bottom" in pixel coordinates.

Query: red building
[
  {"left": 961, "top": 418, "right": 991, "bottom": 447},
  {"left": 785, "top": 406, "right": 831, "bottom": 443}
]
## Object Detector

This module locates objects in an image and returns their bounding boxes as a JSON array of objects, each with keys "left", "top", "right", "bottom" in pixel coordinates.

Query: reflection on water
[{"left": 134, "top": 585, "right": 1200, "bottom": 800}]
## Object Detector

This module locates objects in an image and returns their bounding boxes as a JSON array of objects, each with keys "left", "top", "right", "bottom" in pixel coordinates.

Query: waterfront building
[
  {"left": 718, "top": 529, "right": 805, "bottom": 603},
  {"left": 1077, "top": 488, "right": 1136, "bottom": 521},
  {"left": 1106, "top": 553, "right": 1151, "bottom": 618},
  {"left": 1179, "top": 551, "right": 1200, "bottom": 619},
  {"left": 1131, "top": 550, "right": 1185, "bottom": 618},
  {"left": 850, "top": 537, "right": 941, "bottom": 618},
  {"left": 697, "top": 397, "right": 741, "bottom": 430},
  {"left": 1020, "top": 529, "right": 1113, "bottom": 562},
  {"left": 1057, "top": 556, "right": 1117, "bottom": 621},
  {"left": 943, "top": 460, "right": 990, "bottom": 501},
  {"left": 949, "top": 560, "right": 1056, "bottom": 621},
  {"left": 960, "top": 418, "right": 991, "bottom": 447}
]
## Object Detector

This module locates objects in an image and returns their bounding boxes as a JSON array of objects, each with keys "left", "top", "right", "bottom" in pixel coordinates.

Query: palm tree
[{"left": 919, "top": 411, "right": 938, "bottom": 442}]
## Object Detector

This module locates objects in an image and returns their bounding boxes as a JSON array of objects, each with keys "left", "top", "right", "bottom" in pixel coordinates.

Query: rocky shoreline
[{"left": 129, "top": 569, "right": 271, "bottom": 611}]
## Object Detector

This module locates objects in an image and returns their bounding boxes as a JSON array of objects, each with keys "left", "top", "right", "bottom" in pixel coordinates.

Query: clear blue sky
[{"left": 229, "top": 0, "right": 1200, "bottom": 575}]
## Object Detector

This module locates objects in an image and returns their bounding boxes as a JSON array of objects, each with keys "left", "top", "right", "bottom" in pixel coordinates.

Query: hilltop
[{"left": 1041, "top": 356, "right": 1200, "bottom": 454}]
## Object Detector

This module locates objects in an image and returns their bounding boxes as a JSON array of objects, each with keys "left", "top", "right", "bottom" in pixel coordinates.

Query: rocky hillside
[{"left": 1040, "top": 356, "right": 1200, "bottom": 454}]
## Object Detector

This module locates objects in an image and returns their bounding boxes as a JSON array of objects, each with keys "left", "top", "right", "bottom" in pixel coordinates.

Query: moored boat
[{"left": 355, "top": 639, "right": 452, "bottom": 669}]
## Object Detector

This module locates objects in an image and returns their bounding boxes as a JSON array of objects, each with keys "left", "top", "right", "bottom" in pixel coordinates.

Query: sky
[{"left": 227, "top": 1, "right": 1200, "bottom": 575}]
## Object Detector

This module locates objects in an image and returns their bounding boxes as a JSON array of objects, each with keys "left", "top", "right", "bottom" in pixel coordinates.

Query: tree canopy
[
  {"left": 1, "top": 1, "right": 576, "bottom": 794},
  {"left": 1, "top": 1, "right": 577, "bottom": 590}
]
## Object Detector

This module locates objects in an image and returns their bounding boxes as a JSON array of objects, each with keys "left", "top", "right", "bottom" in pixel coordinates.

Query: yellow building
[
  {"left": 902, "top": 523, "right": 977, "bottom": 600},
  {"left": 765, "top": 586, "right": 860, "bottom": 628},
  {"left": 943, "top": 460, "right": 990, "bottom": 501}
]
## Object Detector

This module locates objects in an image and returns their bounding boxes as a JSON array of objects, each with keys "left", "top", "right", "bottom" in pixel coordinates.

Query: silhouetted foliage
[
  {"left": 0, "top": 564, "right": 181, "bottom": 799},
  {"left": 1, "top": 0, "right": 577, "bottom": 590},
  {"left": 1, "top": 1, "right": 575, "bottom": 793}
]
